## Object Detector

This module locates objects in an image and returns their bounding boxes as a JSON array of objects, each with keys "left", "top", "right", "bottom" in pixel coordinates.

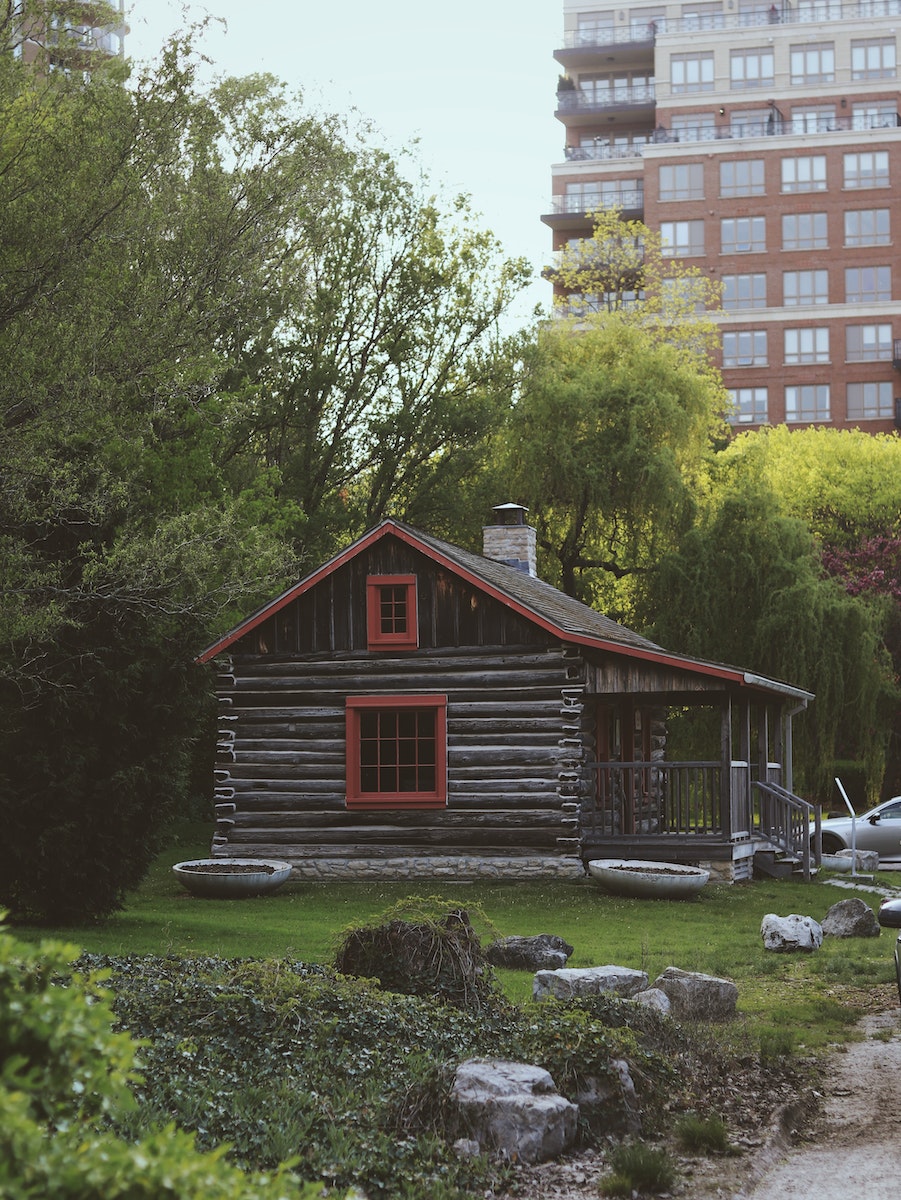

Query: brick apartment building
[
  {"left": 10, "top": 1, "right": 126, "bottom": 70},
  {"left": 544, "top": 0, "right": 901, "bottom": 433}
]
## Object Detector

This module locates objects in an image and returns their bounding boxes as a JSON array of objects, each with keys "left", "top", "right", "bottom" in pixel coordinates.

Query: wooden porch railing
[
  {"left": 586, "top": 761, "right": 723, "bottom": 837},
  {"left": 752, "top": 780, "right": 821, "bottom": 881}
]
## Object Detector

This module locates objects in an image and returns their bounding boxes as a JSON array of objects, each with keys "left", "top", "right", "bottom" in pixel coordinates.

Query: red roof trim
[{"left": 195, "top": 519, "right": 752, "bottom": 689}]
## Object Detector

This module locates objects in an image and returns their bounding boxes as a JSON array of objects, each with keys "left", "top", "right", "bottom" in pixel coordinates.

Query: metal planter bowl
[
  {"left": 588, "top": 858, "right": 710, "bottom": 900},
  {"left": 172, "top": 858, "right": 292, "bottom": 898}
]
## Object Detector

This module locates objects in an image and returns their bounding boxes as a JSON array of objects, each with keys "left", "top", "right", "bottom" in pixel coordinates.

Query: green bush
[
  {"left": 600, "top": 1142, "right": 678, "bottom": 1195},
  {"left": 0, "top": 922, "right": 320, "bottom": 1199}
]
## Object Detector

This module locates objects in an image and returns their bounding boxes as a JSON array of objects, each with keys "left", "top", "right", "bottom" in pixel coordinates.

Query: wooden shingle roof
[{"left": 196, "top": 518, "right": 813, "bottom": 705}]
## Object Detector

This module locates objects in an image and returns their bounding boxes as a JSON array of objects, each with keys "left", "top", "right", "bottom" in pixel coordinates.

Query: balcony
[
  {"left": 554, "top": 23, "right": 656, "bottom": 70},
  {"left": 556, "top": 84, "right": 656, "bottom": 128},
  {"left": 557, "top": 0, "right": 901, "bottom": 53},
  {"left": 557, "top": 110, "right": 901, "bottom": 168},
  {"left": 541, "top": 189, "right": 644, "bottom": 231}
]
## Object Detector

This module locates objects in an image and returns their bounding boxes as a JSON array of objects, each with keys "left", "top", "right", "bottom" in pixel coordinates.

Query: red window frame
[
  {"left": 346, "top": 695, "right": 447, "bottom": 810},
  {"left": 366, "top": 575, "right": 418, "bottom": 650}
]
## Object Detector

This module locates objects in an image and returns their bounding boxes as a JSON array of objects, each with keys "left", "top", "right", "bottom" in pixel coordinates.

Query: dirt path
[{"left": 738, "top": 1008, "right": 901, "bottom": 1200}]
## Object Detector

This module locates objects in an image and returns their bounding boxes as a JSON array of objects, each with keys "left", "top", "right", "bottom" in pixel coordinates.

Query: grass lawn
[{"left": 13, "top": 821, "right": 901, "bottom": 1050}]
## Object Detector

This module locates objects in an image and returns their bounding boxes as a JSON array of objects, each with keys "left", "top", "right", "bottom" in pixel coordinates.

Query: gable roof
[{"left": 196, "top": 518, "right": 813, "bottom": 704}]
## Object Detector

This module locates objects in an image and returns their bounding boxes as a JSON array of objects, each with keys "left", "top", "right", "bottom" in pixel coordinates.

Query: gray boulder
[
  {"left": 835, "top": 848, "right": 880, "bottom": 873},
  {"left": 485, "top": 934, "right": 574, "bottom": 971},
  {"left": 572, "top": 1058, "right": 642, "bottom": 1135},
  {"left": 822, "top": 897, "right": 880, "bottom": 938},
  {"left": 651, "top": 966, "right": 738, "bottom": 1020},
  {"left": 533, "top": 964, "right": 648, "bottom": 1002},
  {"left": 451, "top": 1059, "right": 578, "bottom": 1164},
  {"left": 761, "top": 912, "right": 823, "bottom": 953},
  {"left": 634, "top": 987, "right": 672, "bottom": 1015}
]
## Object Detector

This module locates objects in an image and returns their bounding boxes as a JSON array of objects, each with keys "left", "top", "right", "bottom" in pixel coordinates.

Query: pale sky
[{"left": 125, "top": 1, "right": 562, "bottom": 328}]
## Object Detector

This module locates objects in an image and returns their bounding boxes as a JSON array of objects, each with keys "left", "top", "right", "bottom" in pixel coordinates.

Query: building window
[
  {"left": 847, "top": 381, "right": 894, "bottom": 419},
  {"left": 660, "top": 219, "right": 705, "bottom": 256},
  {"left": 790, "top": 42, "right": 835, "bottom": 85},
  {"left": 782, "top": 212, "right": 827, "bottom": 251},
  {"left": 797, "top": 0, "right": 842, "bottom": 17},
  {"left": 783, "top": 270, "right": 829, "bottom": 306},
  {"left": 563, "top": 180, "right": 644, "bottom": 213},
  {"left": 721, "top": 216, "right": 765, "bottom": 253},
  {"left": 844, "top": 208, "right": 891, "bottom": 246},
  {"left": 852, "top": 102, "right": 898, "bottom": 131},
  {"left": 681, "top": 1, "right": 725, "bottom": 29},
  {"left": 661, "top": 276, "right": 708, "bottom": 312},
  {"left": 843, "top": 151, "right": 889, "bottom": 189},
  {"left": 658, "top": 162, "right": 704, "bottom": 200},
  {"left": 784, "top": 327, "right": 830, "bottom": 364},
  {"left": 722, "top": 330, "right": 767, "bottom": 366},
  {"left": 730, "top": 108, "right": 770, "bottom": 137},
  {"left": 846, "top": 323, "right": 893, "bottom": 361},
  {"left": 366, "top": 575, "right": 418, "bottom": 650},
  {"left": 720, "top": 159, "right": 765, "bottom": 197},
  {"left": 728, "top": 387, "right": 768, "bottom": 424},
  {"left": 786, "top": 384, "right": 830, "bottom": 422},
  {"left": 781, "top": 155, "right": 826, "bottom": 192},
  {"left": 730, "top": 46, "right": 774, "bottom": 88},
  {"left": 845, "top": 266, "right": 891, "bottom": 302},
  {"left": 345, "top": 695, "right": 447, "bottom": 810},
  {"left": 671, "top": 51, "right": 715, "bottom": 92},
  {"left": 851, "top": 37, "right": 896, "bottom": 80},
  {"left": 629, "top": 6, "right": 666, "bottom": 38},
  {"left": 790, "top": 105, "right": 835, "bottom": 134},
  {"left": 723, "top": 273, "right": 767, "bottom": 309},
  {"left": 671, "top": 112, "right": 716, "bottom": 141}
]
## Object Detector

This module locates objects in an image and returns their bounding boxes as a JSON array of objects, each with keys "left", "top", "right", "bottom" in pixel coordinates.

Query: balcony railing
[
  {"left": 586, "top": 761, "right": 725, "bottom": 838},
  {"left": 556, "top": 85, "right": 656, "bottom": 114},
  {"left": 547, "top": 190, "right": 644, "bottom": 216},
  {"left": 558, "top": 0, "right": 901, "bottom": 52},
  {"left": 562, "top": 111, "right": 900, "bottom": 162}
]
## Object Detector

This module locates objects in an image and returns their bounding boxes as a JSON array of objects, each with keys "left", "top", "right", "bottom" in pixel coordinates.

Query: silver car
[{"left": 816, "top": 796, "right": 901, "bottom": 858}]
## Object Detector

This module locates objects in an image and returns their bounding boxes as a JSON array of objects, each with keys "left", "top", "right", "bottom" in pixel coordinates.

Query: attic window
[
  {"left": 346, "top": 695, "right": 447, "bottom": 810},
  {"left": 366, "top": 575, "right": 418, "bottom": 650}
]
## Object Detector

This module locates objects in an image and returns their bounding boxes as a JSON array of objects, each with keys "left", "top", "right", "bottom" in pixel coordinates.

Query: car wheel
[{"left": 820, "top": 833, "right": 846, "bottom": 855}]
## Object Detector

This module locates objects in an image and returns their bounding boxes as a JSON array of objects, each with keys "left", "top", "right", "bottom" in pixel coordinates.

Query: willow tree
[{"left": 635, "top": 466, "right": 896, "bottom": 803}]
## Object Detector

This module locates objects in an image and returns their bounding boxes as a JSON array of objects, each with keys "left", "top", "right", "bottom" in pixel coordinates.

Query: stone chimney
[{"left": 482, "top": 503, "right": 537, "bottom": 577}]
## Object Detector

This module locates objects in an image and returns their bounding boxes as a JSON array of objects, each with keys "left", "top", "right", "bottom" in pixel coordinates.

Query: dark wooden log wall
[{"left": 213, "top": 646, "right": 586, "bottom": 863}]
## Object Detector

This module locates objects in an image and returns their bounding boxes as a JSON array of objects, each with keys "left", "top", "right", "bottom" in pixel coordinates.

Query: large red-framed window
[
  {"left": 366, "top": 575, "right": 418, "bottom": 650},
  {"left": 346, "top": 695, "right": 447, "bottom": 809}
]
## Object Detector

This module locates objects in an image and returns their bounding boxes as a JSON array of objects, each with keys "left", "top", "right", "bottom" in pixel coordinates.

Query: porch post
[{"left": 720, "top": 695, "right": 732, "bottom": 836}]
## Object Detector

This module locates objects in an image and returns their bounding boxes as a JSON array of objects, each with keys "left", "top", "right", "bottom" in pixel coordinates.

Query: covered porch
[{"left": 576, "top": 659, "right": 818, "bottom": 881}]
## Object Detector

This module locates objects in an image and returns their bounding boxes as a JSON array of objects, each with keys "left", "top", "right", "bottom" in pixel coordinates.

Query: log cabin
[{"left": 197, "top": 505, "right": 818, "bottom": 883}]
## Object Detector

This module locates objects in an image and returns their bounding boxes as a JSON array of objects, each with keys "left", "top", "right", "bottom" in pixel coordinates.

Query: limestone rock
[
  {"left": 651, "top": 966, "right": 738, "bottom": 1020},
  {"left": 634, "top": 986, "right": 671, "bottom": 1014},
  {"left": 835, "top": 848, "right": 880, "bottom": 873},
  {"left": 533, "top": 965, "right": 648, "bottom": 1002},
  {"left": 761, "top": 912, "right": 823, "bottom": 953},
  {"left": 485, "top": 934, "right": 574, "bottom": 971},
  {"left": 451, "top": 1059, "right": 578, "bottom": 1164},
  {"left": 822, "top": 897, "right": 881, "bottom": 938},
  {"left": 572, "top": 1058, "right": 642, "bottom": 1135}
]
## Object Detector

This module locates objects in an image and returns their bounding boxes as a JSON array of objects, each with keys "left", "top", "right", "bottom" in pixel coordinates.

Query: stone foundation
[{"left": 285, "top": 855, "right": 588, "bottom": 882}]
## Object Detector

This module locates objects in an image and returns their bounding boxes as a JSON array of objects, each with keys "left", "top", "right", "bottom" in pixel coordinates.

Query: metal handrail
[
  {"left": 562, "top": 112, "right": 900, "bottom": 162},
  {"left": 753, "top": 779, "right": 820, "bottom": 880}
]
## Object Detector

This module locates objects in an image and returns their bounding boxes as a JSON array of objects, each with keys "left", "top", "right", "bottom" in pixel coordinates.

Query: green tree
[
  {"left": 636, "top": 469, "right": 896, "bottom": 802},
  {"left": 0, "top": 20, "right": 532, "bottom": 919},
  {"left": 219, "top": 167, "right": 531, "bottom": 561},
  {"left": 547, "top": 206, "right": 722, "bottom": 356},
  {"left": 502, "top": 314, "right": 729, "bottom": 605}
]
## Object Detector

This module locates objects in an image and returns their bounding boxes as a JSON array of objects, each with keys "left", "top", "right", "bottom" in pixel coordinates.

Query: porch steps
[{"left": 753, "top": 847, "right": 816, "bottom": 881}]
